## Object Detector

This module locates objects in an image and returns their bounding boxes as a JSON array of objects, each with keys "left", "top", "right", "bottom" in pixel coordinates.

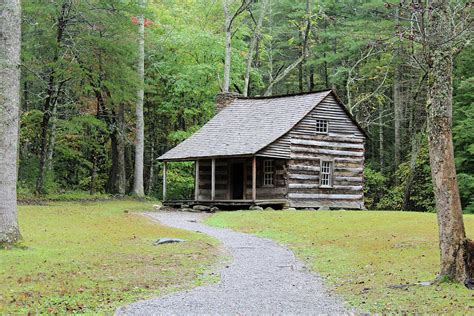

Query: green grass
[
  {"left": 207, "top": 211, "right": 474, "bottom": 314},
  {"left": 1, "top": 201, "right": 221, "bottom": 314},
  {"left": 17, "top": 191, "right": 113, "bottom": 202}
]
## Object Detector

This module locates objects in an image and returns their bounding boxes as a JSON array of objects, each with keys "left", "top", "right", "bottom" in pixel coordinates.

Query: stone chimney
[{"left": 215, "top": 92, "right": 240, "bottom": 113}]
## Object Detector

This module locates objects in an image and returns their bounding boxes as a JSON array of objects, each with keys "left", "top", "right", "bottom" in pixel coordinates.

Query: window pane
[
  {"left": 263, "top": 160, "right": 274, "bottom": 186},
  {"left": 320, "top": 161, "right": 332, "bottom": 187},
  {"left": 315, "top": 119, "right": 328, "bottom": 133}
]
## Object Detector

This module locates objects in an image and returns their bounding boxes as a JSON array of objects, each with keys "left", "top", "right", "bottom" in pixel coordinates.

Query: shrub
[{"left": 364, "top": 165, "right": 387, "bottom": 209}]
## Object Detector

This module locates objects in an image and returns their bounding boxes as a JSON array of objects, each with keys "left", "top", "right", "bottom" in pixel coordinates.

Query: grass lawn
[
  {"left": 1, "top": 201, "right": 221, "bottom": 314},
  {"left": 207, "top": 211, "right": 474, "bottom": 314}
]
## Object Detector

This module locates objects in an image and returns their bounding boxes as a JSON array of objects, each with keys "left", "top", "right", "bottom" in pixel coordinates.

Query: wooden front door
[{"left": 231, "top": 163, "right": 244, "bottom": 199}]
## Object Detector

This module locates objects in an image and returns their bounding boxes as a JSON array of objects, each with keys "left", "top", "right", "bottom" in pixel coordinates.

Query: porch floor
[{"left": 163, "top": 199, "right": 288, "bottom": 209}]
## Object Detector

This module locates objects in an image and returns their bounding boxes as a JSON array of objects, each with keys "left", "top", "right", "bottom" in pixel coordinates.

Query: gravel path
[{"left": 116, "top": 211, "right": 349, "bottom": 315}]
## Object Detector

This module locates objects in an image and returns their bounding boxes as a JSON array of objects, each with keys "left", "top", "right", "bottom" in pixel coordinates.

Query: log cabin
[{"left": 158, "top": 90, "right": 368, "bottom": 210}]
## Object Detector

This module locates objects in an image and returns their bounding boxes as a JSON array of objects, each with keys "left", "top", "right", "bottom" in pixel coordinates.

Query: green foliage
[
  {"left": 376, "top": 184, "right": 403, "bottom": 211},
  {"left": 457, "top": 174, "right": 474, "bottom": 213},
  {"left": 160, "top": 162, "right": 194, "bottom": 200},
  {"left": 17, "top": 191, "right": 111, "bottom": 202},
  {"left": 55, "top": 115, "right": 110, "bottom": 191},
  {"left": 453, "top": 69, "right": 474, "bottom": 212},
  {"left": 19, "top": 111, "right": 111, "bottom": 194},
  {"left": 363, "top": 165, "right": 387, "bottom": 209},
  {"left": 377, "top": 141, "right": 435, "bottom": 212}
]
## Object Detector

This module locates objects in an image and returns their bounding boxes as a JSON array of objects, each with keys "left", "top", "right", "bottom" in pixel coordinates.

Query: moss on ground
[
  {"left": 1, "top": 201, "right": 220, "bottom": 314},
  {"left": 207, "top": 211, "right": 474, "bottom": 314}
]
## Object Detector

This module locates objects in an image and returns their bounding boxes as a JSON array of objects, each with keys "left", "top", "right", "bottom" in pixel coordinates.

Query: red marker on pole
[{"left": 131, "top": 16, "right": 154, "bottom": 27}]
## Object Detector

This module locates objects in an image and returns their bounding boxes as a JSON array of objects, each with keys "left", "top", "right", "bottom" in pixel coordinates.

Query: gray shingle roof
[{"left": 158, "top": 90, "right": 332, "bottom": 161}]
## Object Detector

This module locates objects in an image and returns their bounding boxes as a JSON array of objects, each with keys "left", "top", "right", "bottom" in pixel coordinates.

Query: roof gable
[{"left": 256, "top": 92, "right": 367, "bottom": 159}]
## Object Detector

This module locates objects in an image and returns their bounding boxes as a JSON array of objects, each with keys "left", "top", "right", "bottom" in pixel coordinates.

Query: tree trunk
[
  {"left": 265, "top": 0, "right": 310, "bottom": 96},
  {"left": 308, "top": 64, "right": 315, "bottom": 91},
  {"left": 82, "top": 50, "right": 127, "bottom": 196},
  {"left": 133, "top": 0, "right": 145, "bottom": 197},
  {"left": 331, "top": 20, "right": 337, "bottom": 91},
  {"left": 393, "top": 9, "right": 402, "bottom": 171},
  {"left": 427, "top": 50, "right": 472, "bottom": 283},
  {"left": 46, "top": 102, "right": 58, "bottom": 171},
  {"left": 36, "top": 103, "right": 51, "bottom": 194},
  {"left": 255, "top": 34, "right": 260, "bottom": 68},
  {"left": 147, "top": 141, "right": 155, "bottom": 195},
  {"left": 243, "top": 0, "right": 268, "bottom": 97},
  {"left": 426, "top": 1, "right": 473, "bottom": 284},
  {"left": 91, "top": 83, "right": 126, "bottom": 196},
  {"left": 298, "top": 63, "right": 304, "bottom": 92},
  {"left": 378, "top": 106, "right": 384, "bottom": 172},
  {"left": 126, "top": 143, "right": 134, "bottom": 192},
  {"left": 36, "top": 73, "right": 61, "bottom": 193},
  {"left": 223, "top": 0, "right": 232, "bottom": 93},
  {"left": 108, "top": 103, "right": 126, "bottom": 196},
  {"left": 393, "top": 67, "right": 402, "bottom": 169},
  {"left": 264, "top": 54, "right": 305, "bottom": 96},
  {"left": 90, "top": 154, "right": 97, "bottom": 195},
  {"left": 298, "top": 31, "right": 304, "bottom": 93},
  {"left": 402, "top": 131, "right": 423, "bottom": 211},
  {"left": 35, "top": 2, "right": 68, "bottom": 194},
  {"left": 109, "top": 131, "right": 126, "bottom": 195},
  {"left": 0, "top": 0, "right": 22, "bottom": 245},
  {"left": 23, "top": 80, "right": 28, "bottom": 111},
  {"left": 266, "top": 0, "right": 273, "bottom": 96},
  {"left": 322, "top": 22, "right": 329, "bottom": 88}
]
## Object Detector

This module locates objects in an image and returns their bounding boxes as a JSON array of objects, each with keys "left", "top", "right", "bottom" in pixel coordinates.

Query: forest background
[{"left": 18, "top": 0, "right": 473, "bottom": 212}]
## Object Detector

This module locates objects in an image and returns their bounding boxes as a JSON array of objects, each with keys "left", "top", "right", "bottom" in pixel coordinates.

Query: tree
[
  {"left": 263, "top": 0, "right": 313, "bottom": 96},
  {"left": 393, "top": 7, "right": 403, "bottom": 170},
  {"left": 243, "top": 0, "right": 268, "bottom": 96},
  {"left": 34, "top": 1, "right": 75, "bottom": 195},
  {"left": 0, "top": 0, "right": 22, "bottom": 245},
  {"left": 133, "top": 0, "right": 146, "bottom": 197},
  {"left": 397, "top": 0, "right": 473, "bottom": 285},
  {"left": 73, "top": 2, "right": 137, "bottom": 196},
  {"left": 222, "top": 0, "right": 252, "bottom": 92}
]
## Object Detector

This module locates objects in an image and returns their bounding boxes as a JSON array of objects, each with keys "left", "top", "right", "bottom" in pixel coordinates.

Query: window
[
  {"left": 315, "top": 119, "right": 328, "bottom": 134},
  {"left": 263, "top": 160, "right": 274, "bottom": 187},
  {"left": 320, "top": 161, "right": 333, "bottom": 188}
]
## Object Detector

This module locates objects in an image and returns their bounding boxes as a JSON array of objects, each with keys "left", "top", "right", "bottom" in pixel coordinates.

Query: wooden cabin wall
[
  {"left": 244, "top": 158, "right": 287, "bottom": 200},
  {"left": 198, "top": 159, "right": 228, "bottom": 200},
  {"left": 258, "top": 134, "right": 291, "bottom": 159},
  {"left": 287, "top": 94, "right": 365, "bottom": 209}
]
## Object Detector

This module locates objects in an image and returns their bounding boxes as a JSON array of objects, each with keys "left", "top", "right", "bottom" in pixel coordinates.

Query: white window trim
[
  {"left": 319, "top": 160, "right": 333, "bottom": 188},
  {"left": 263, "top": 159, "right": 274, "bottom": 187},
  {"left": 315, "top": 119, "right": 329, "bottom": 134}
]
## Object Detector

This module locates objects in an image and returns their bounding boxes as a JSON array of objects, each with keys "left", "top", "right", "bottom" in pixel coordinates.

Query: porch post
[
  {"left": 211, "top": 158, "right": 216, "bottom": 201},
  {"left": 162, "top": 162, "right": 167, "bottom": 201},
  {"left": 194, "top": 160, "right": 200, "bottom": 201},
  {"left": 252, "top": 156, "right": 256, "bottom": 201}
]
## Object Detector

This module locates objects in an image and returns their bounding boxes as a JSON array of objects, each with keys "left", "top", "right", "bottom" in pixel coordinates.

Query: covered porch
[{"left": 161, "top": 156, "right": 289, "bottom": 209}]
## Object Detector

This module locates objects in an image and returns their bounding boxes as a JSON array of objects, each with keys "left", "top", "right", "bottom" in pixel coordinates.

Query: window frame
[
  {"left": 319, "top": 160, "right": 333, "bottom": 188},
  {"left": 263, "top": 159, "right": 275, "bottom": 187},
  {"left": 315, "top": 119, "right": 329, "bottom": 134}
]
